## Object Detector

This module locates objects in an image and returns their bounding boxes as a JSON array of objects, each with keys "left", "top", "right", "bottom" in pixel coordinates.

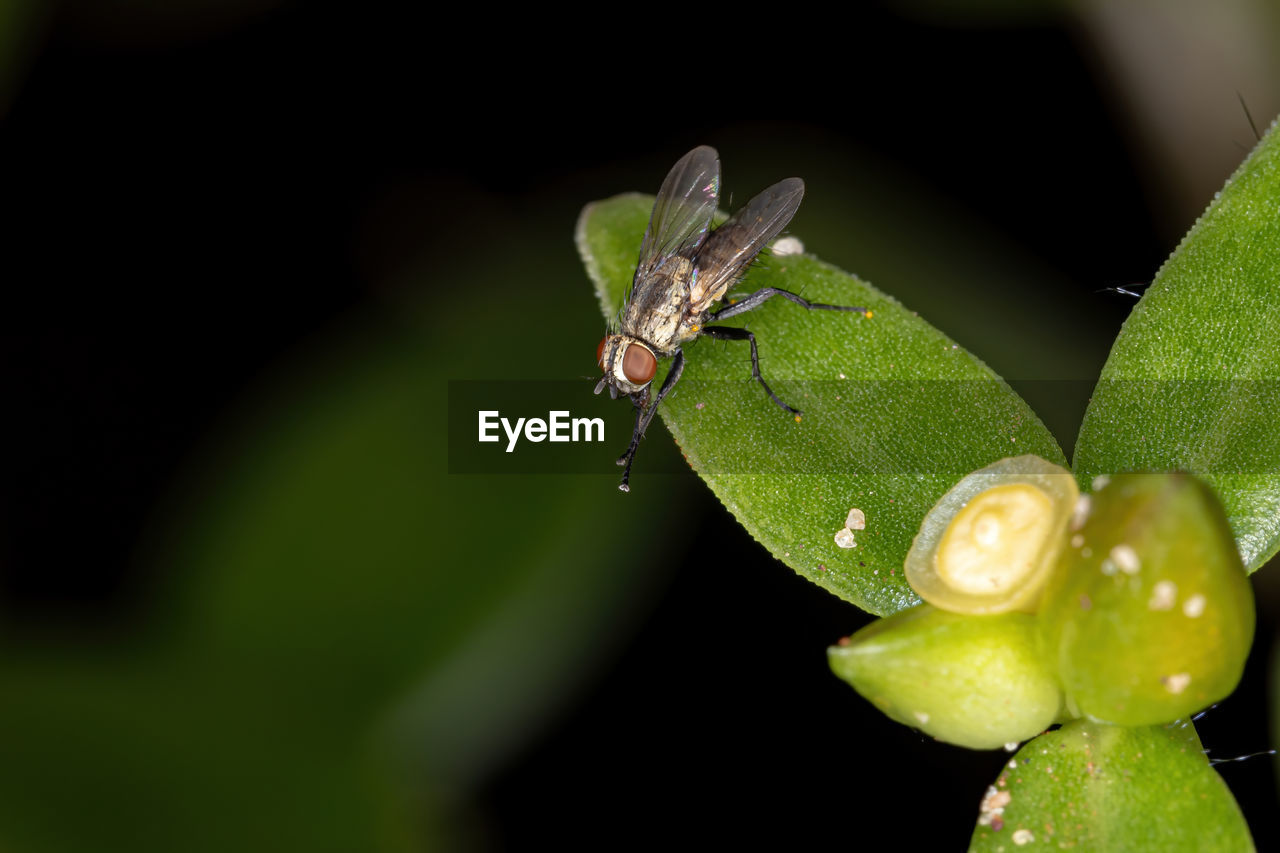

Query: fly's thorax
[
  {"left": 622, "top": 256, "right": 693, "bottom": 352},
  {"left": 596, "top": 334, "right": 658, "bottom": 395}
]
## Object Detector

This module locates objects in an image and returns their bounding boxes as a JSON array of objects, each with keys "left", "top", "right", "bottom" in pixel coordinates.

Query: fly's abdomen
[
  {"left": 689, "top": 230, "right": 752, "bottom": 310},
  {"left": 623, "top": 258, "right": 693, "bottom": 354}
]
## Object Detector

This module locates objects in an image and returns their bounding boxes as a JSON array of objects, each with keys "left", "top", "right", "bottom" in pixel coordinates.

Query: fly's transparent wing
[
  {"left": 634, "top": 146, "right": 720, "bottom": 286},
  {"left": 688, "top": 177, "right": 803, "bottom": 311}
]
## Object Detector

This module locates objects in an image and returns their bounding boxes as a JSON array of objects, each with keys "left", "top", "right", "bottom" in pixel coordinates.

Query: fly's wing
[
  {"left": 688, "top": 177, "right": 803, "bottom": 311},
  {"left": 632, "top": 146, "right": 720, "bottom": 291}
]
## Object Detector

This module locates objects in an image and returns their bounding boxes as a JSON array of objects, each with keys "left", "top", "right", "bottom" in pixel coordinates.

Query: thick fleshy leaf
[
  {"left": 1040, "top": 473, "right": 1254, "bottom": 726},
  {"left": 1074, "top": 121, "right": 1280, "bottom": 572},
  {"left": 829, "top": 604, "right": 1063, "bottom": 750},
  {"left": 970, "top": 719, "right": 1253, "bottom": 851},
  {"left": 578, "top": 193, "right": 1064, "bottom": 615}
]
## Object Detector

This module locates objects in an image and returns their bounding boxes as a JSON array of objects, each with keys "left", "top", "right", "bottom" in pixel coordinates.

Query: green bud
[
  {"left": 829, "top": 604, "right": 1062, "bottom": 750},
  {"left": 1039, "top": 473, "right": 1254, "bottom": 726}
]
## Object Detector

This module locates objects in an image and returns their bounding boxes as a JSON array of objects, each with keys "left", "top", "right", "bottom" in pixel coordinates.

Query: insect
[{"left": 595, "top": 145, "right": 867, "bottom": 491}]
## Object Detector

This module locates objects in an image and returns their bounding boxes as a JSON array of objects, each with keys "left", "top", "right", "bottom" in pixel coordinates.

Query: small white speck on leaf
[
  {"left": 845, "top": 507, "right": 866, "bottom": 530},
  {"left": 1183, "top": 594, "right": 1206, "bottom": 618},
  {"left": 1012, "top": 828, "right": 1034, "bottom": 845},
  {"left": 1148, "top": 580, "right": 1177, "bottom": 610},
  {"left": 1110, "top": 544, "right": 1141, "bottom": 574},
  {"left": 1162, "top": 673, "right": 1192, "bottom": 694},
  {"left": 771, "top": 236, "right": 804, "bottom": 256},
  {"left": 834, "top": 528, "right": 857, "bottom": 549},
  {"left": 1071, "top": 495, "right": 1092, "bottom": 531},
  {"left": 980, "top": 787, "right": 1010, "bottom": 813}
]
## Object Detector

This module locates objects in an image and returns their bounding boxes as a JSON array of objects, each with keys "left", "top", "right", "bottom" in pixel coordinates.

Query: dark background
[{"left": 3, "top": 1, "right": 1279, "bottom": 849}]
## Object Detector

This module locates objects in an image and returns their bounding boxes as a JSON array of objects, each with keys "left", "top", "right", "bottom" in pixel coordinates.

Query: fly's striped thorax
[{"left": 622, "top": 255, "right": 694, "bottom": 355}]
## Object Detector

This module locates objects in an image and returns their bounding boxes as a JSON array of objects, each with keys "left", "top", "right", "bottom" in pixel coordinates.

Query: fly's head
[{"left": 594, "top": 334, "right": 657, "bottom": 399}]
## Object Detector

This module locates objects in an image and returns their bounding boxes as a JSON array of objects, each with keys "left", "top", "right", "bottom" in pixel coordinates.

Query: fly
[{"left": 595, "top": 145, "right": 867, "bottom": 491}]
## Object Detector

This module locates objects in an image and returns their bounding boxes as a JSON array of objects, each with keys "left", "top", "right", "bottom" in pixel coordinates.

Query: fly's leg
[
  {"left": 709, "top": 287, "right": 866, "bottom": 322},
  {"left": 617, "top": 349, "right": 685, "bottom": 492},
  {"left": 699, "top": 325, "right": 797, "bottom": 414},
  {"left": 702, "top": 288, "right": 866, "bottom": 415},
  {"left": 617, "top": 395, "right": 646, "bottom": 493}
]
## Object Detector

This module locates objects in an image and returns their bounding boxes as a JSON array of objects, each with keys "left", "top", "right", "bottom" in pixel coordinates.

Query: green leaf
[
  {"left": 969, "top": 719, "right": 1253, "bottom": 851},
  {"left": 828, "top": 605, "right": 1063, "bottom": 750},
  {"left": 1074, "top": 121, "right": 1280, "bottom": 572},
  {"left": 577, "top": 194, "right": 1064, "bottom": 615}
]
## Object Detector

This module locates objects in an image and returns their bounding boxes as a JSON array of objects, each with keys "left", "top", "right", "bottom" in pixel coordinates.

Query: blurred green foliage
[{"left": 0, "top": 220, "right": 688, "bottom": 849}]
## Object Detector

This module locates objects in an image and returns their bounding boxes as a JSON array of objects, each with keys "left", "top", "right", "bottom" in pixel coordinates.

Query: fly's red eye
[
  {"left": 596, "top": 336, "right": 608, "bottom": 370},
  {"left": 622, "top": 345, "right": 657, "bottom": 385}
]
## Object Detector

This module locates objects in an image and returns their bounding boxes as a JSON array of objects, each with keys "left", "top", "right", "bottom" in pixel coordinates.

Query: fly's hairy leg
[
  {"left": 617, "top": 349, "right": 685, "bottom": 492},
  {"left": 699, "top": 325, "right": 798, "bottom": 415},
  {"left": 709, "top": 287, "right": 866, "bottom": 322}
]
